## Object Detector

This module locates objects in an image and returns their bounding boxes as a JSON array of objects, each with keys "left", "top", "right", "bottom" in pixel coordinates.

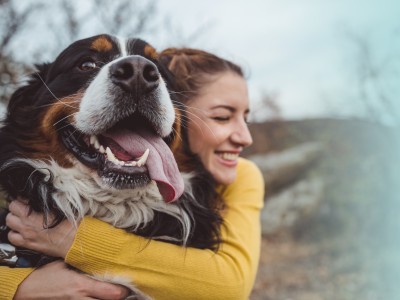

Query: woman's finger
[
  {"left": 7, "top": 230, "right": 25, "bottom": 247},
  {"left": 5, "top": 212, "right": 22, "bottom": 232},
  {"left": 83, "top": 276, "right": 130, "bottom": 300},
  {"left": 8, "top": 201, "right": 30, "bottom": 217}
]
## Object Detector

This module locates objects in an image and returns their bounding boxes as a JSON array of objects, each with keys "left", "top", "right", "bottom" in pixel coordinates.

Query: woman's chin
[
  {"left": 211, "top": 165, "right": 237, "bottom": 185},
  {"left": 205, "top": 155, "right": 239, "bottom": 185}
]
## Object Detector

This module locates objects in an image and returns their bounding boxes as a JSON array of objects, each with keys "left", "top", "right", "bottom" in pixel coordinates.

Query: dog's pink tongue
[{"left": 104, "top": 129, "right": 184, "bottom": 203}]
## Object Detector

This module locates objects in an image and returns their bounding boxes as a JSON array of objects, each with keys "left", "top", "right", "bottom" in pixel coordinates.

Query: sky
[
  {"left": 2, "top": 0, "right": 399, "bottom": 123},
  {"left": 152, "top": 0, "right": 400, "bottom": 123}
]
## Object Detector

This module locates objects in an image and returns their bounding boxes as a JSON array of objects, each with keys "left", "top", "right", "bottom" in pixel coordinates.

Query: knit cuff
[{"left": 0, "top": 267, "right": 34, "bottom": 300}]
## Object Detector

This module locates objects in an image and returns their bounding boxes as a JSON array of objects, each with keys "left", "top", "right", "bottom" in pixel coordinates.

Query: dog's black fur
[{"left": 0, "top": 35, "right": 222, "bottom": 270}]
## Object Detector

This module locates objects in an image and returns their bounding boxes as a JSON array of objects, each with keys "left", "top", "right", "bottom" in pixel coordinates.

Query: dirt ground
[
  {"left": 247, "top": 119, "right": 400, "bottom": 300},
  {"left": 250, "top": 234, "right": 379, "bottom": 300},
  {"left": 250, "top": 213, "right": 400, "bottom": 300}
]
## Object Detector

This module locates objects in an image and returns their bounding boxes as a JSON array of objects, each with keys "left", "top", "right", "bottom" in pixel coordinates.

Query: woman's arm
[
  {"left": 4, "top": 158, "right": 264, "bottom": 299},
  {"left": 0, "top": 262, "right": 129, "bottom": 300},
  {"left": 66, "top": 158, "right": 264, "bottom": 299},
  {"left": 0, "top": 267, "right": 33, "bottom": 300}
]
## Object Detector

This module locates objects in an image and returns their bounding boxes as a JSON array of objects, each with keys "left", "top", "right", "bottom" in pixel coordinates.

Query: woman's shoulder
[
  {"left": 220, "top": 158, "right": 265, "bottom": 208},
  {"left": 224, "top": 158, "right": 264, "bottom": 194},
  {"left": 237, "top": 158, "right": 263, "bottom": 182}
]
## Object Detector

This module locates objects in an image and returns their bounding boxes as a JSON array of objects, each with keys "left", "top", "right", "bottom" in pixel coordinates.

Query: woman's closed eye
[{"left": 212, "top": 116, "right": 230, "bottom": 122}]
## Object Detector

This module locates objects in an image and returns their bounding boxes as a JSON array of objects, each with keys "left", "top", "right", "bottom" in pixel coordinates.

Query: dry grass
[{"left": 248, "top": 118, "right": 400, "bottom": 299}]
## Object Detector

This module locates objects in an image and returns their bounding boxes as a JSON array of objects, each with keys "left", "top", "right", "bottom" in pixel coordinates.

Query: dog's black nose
[{"left": 110, "top": 56, "right": 159, "bottom": 94}]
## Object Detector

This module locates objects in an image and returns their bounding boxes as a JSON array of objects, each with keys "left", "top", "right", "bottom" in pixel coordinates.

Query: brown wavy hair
[
  {"left": 159, "top": 48, "right": 243, "bottom": 103},
  {"left": 158, "top": 48, "right": 244, "bottom": 249}
]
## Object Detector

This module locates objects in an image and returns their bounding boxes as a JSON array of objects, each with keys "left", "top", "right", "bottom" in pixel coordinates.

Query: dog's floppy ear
[
  {"left": 158, "top": 62, "right": 177, "bottom": 91},
  {"left": 157, "top": 55, "right": 177, "bottom": 93},
  {"left": 7, "top": 63, "right": 51, "bottom": 117},
  {"left": 0, "top": 63, "right": 51, "bottom": 158}
]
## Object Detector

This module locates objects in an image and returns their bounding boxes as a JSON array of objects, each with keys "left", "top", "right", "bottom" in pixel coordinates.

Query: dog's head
[{"left": 2, "top": 34, "right": 183, "bottom": 203}]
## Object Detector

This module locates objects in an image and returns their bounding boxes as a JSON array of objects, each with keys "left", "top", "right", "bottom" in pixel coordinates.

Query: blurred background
[{"left": 0, "top": 0, "right": 399, "bottom": 299}]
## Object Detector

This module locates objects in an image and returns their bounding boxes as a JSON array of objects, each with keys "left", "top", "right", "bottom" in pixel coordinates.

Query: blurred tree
[
  {"left": 0, "top": 0, "right": 159, "bottom": 105},
  {"left": 244, "top": 91, "right": 293, "bottom": 155},
  {"left": 260, "top": 91, "right": 282, "bottom": 121},
  {"left": 347, "top": 31, "right": 400, "bottom": 126},
  {"left": 250, "top": 90, "right": 281, "bottom": 122},
  {"left": 0, "top": 0, "right": 42, "bottom": 103}
]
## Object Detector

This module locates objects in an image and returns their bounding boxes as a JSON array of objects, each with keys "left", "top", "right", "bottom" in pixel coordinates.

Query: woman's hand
[
  {"left": 6, "top": 200, "right": 76, "bottom": 258},
  {"left": 14, "top": 260, "right": 130, "bottom": 300}
]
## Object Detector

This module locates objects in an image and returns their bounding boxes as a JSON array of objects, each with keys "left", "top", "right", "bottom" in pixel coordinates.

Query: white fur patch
[
  {"left": 117, "top": 36, "right": 128, "bottom": 57},
  {"left": 74, "top": 56, "right": 131, "bottom": 135},
  {"left": 7, "top": 158, "right": 191, "bottom": 243},
  {"left": 0, "top": 102, "right": 6, "bottom": 123},
  {"left": 74, "top": 55, "right": 175, "bottom": 137},
  {"left": 156, "top": 77, "right": 175, "bottom": 137}
]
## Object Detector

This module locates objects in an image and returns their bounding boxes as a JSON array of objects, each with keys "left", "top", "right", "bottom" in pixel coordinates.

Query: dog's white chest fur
[{"left": 13, "top": 158, "right": 190, "bottom": 239}]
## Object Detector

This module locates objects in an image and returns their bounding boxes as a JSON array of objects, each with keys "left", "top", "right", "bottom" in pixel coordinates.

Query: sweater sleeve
[
  {"left": 0, "top": 197, "right": 34, "bottom": 299},
  {"left": 65, "top": 158, "right": 265, "bottom": 300},
  {"left": 0, "top": 267, "right": 34, "bottom": 300}
]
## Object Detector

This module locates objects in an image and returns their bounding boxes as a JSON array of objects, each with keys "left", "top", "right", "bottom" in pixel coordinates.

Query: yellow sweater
[{"left": 0, "top": 158, "right": 264, "bottom": 299}]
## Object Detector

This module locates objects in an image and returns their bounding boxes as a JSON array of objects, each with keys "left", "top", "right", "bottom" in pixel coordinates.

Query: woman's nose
[{"left": 231, "top": 121, "right": 253, "bottom": 147}]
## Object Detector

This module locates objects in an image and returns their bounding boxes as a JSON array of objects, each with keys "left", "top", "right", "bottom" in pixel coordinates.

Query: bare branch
[
  {"left": 345, "top": 30, "right": 400, "bottom": 125},
  {"left": 61, "top": 0, "right": 80, "bottom": 41},
  {"left": 0, "top": 0, "right": 43, "bottom": 53},
  {"left": 92, "top": 0, "right": 157, "bottom": 36}
]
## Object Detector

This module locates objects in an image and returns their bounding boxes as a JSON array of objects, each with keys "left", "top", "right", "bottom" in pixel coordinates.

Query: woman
[{"left": 1, "top": 48, "right": 264, "bottom": 300}]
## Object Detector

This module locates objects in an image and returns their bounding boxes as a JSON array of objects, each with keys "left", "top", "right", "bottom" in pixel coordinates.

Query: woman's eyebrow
[
  {"left": 210, "top": 105, "right": 250, "bottom": 114},
  {"left": 210, "top": 105, "right": 235, "bottom": 112}
]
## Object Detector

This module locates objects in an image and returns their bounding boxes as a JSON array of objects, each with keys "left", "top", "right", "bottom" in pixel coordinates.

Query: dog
[{"left": 0, "top": 34, "right": 222, "bottom": 297}]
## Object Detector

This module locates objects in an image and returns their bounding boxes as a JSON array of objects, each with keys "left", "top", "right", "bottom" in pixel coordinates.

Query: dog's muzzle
[
  {"left": 59, "top": 55, "right": 183, "bottom": 203},
  {"left": 110, "top": 56, "right": 160, "bottom": 94}
]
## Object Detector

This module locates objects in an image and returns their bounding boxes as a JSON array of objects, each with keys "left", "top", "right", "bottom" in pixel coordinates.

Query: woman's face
[{"left": 187, "top": 71, "right": 253, "bottom": 185}]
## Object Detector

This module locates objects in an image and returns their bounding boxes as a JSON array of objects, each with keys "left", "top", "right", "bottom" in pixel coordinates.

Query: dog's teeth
[
  {"left": 137, "top": 149, "right": 150, "bottom": 167},
  {"left": 90, "top": 135, "right": 101, "bottom": 150},
  {"left": 125, "top": 161, "right": 137, "bottom": 167},
  {"left": 112, "top": 158, "right": 121, "bottom": 165},
  {"left": 90, "top": 135, "right": 96, "bottom": 145},
  {"left": 106, "top": 147, "right": 116, "bottom": 161},
  {"left": 105, "top": 147, "right": 126, "bottom": 166},
  {"left": 105, "top": 146, "right": 147, "bottom": 167}
]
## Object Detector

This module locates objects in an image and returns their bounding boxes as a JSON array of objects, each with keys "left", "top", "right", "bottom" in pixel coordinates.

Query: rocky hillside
[{"left": 247, "top": 118, "right": 400, "bottom": 299}]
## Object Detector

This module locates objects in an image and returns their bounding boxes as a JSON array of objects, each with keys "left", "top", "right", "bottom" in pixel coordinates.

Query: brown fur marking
[
  {"left": 91, "top": 36, "right": 113, "bottom": 52},
  {"left": 144, "top": 45, "right": 159, "bottom": 60},
  {"left": 19, "top": 94, "right": 83, "bottom": 167}
]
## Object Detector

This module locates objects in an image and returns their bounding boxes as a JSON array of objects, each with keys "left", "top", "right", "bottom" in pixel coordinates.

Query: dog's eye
[{"left": 79, "top": 61, "right": 97, "bottom": 71}]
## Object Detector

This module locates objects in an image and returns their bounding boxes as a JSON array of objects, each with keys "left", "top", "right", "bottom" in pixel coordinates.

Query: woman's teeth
[
  {"left": 89, "top": 135, "right": 149, "bottom": 167},
  {"left": 219, "top": 152, "right": 239, "bottom": 161}
]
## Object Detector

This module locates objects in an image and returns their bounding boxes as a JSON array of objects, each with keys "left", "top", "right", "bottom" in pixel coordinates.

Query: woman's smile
[
  {"left": 215, "top": 151, "right": 240, "bottom": 166},
  {"left": 187, "top": 71, "right": 252, "bottom": 185}
]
